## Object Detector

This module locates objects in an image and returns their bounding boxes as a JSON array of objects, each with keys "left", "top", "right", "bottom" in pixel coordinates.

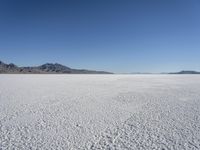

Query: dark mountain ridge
[
  {"left": 169, "top": 70, "right": 200, "bottom": 74},
  {"left": 0, "top": 61, "right": 112, "bottom": 74}
]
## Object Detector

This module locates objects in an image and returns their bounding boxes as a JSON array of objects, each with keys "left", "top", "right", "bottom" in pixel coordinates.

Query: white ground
[{"left": 0, "top": 75, "right": 200, "bottom": 150}]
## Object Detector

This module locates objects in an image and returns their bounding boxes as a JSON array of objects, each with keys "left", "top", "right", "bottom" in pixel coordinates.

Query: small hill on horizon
[
  {"left": 169, "top": 70, "right": 200, "bottom": 74},
  {"left": 0, "top": 60, "right": 112, "bottom": 74}
]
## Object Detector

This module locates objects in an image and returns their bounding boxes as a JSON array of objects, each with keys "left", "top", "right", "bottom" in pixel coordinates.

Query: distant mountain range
[
  {"left": 1, "top": 60, "right": 200, "bottom": 74},
  {"left": 0, "top": 60, "right": 112, "bottom": 74},
  {"left": 169, "top": 71, "right": 200, "bottom": 74},
  {"left": 129, "top": 71, "right": 200, "bottom": 74}
]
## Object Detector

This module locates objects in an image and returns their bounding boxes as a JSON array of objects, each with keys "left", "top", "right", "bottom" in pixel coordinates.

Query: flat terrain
[{"left": 0, "top": 75, "right": 200, "bottom": 150}]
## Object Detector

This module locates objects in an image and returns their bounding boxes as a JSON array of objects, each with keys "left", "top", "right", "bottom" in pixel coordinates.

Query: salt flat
[{"left": 0, "top": 75, "right": 200, "bottom": 150}]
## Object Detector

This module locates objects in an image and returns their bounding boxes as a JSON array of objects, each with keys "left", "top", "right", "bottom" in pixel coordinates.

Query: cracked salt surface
[{"left": 0, "top": 75, "right": 200, "bottom": 149}]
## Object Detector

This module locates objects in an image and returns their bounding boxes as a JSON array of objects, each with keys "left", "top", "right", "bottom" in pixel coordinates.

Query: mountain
[
  {"left": 0, "top": 61, "right": 112, "bottom": 74},
  {"left": 169, "top": 70, "right": 200, "bottom": 74},
  {"left": 0, "top": 61, "right": 20, "bottom": 73}
]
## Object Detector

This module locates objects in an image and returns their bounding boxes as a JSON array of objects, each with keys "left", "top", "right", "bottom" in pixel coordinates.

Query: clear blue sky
[{"left": 0, "top": 0, "right": 200, "bottom": 73}]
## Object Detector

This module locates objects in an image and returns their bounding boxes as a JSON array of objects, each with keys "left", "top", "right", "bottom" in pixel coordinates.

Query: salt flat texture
[{"left": 0, "top": 75, "right": 200, "bottom": 150}]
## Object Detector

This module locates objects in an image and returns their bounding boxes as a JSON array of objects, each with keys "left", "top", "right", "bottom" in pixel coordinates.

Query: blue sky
[{"left": 0, "top": 0, "right": 200, "bottom": 73}]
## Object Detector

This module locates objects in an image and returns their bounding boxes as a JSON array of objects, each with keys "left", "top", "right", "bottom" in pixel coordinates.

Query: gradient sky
[{"left": 0, "top": 0, "right": 200, "bottom": 73}]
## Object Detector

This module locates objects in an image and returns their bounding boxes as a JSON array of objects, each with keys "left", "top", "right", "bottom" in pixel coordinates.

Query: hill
[
  {"left": 0, "top": 60, "right": 112, "bottom": 74},
  {"left": 169, "top": 71, "right": 200, "bottom": 74}
]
